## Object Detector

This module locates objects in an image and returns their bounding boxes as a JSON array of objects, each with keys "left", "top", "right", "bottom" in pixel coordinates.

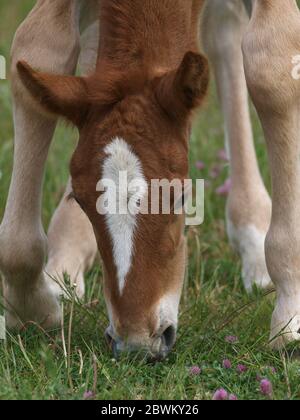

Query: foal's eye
[{"left": 74, "top": 197, "right": 83, "bottom": 208}]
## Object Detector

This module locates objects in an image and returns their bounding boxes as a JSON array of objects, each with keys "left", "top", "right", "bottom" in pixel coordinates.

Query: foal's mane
[
  {"left": 92, "top": 0, "right": 204, "bottom": 106},
  {"left": 97, "top": 0, "right": 199, "bottom": 70}
]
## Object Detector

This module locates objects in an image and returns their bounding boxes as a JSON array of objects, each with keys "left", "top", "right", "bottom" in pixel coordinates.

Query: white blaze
[{"left": 101, "top": 137, "right": 147, "bottom": 294}]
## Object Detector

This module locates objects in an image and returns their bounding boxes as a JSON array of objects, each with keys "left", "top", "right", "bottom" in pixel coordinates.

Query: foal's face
[
  {"left": 17, "top": 51, "right": 209, "bottom": 360},
  {"left": 70, "top": 92, "right": 189, "bottom": 359}
]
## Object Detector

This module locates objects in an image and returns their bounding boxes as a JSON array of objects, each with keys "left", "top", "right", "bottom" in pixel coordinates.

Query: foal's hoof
[
  {"left": 3, "top": 278, "right": 62, "bottom": 331},
  {"left": 269, "top": 301, "right": 300, "bottom": 350},
  {"left": 45, "top": 261, "right": 86, "bottom": 300},
  {"left": 46, "top": 271, "right": 85, "bottom": 300},
  {"left": 241, "top": 251, "right": 273, "bottom": 293}
]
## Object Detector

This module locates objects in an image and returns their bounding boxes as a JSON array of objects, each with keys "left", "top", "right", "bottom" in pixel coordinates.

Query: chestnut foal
[
  {"left": 1, "top": 0, "right": 300, "bottom": 357},
  {"left": 0, "top": 0, "right": 209, "bottom": 360}
]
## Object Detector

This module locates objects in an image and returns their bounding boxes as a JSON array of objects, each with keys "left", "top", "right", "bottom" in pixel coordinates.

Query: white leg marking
[{"left": 227, "top": 221, "right": 272, "bottom": 292}]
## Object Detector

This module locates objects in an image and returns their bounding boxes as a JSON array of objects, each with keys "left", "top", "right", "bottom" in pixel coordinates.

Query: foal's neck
[{"left": 97, "top": 0, "right": 201, "bottom": 73}]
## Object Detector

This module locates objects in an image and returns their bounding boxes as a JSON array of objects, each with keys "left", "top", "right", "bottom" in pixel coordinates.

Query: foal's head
[{"left": 17, "top": 51, "right": 208, "bottom": 360}]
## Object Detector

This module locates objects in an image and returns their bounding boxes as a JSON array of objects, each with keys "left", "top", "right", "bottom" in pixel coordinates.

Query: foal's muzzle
[{"left": 105, "top": 325, "right": 176, "bottom": 362}]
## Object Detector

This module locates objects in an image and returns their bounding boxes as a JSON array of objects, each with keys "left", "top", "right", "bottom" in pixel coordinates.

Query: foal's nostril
[
  {"left": 161, "top": 325, "right": 176, "bottom": 351},
  {"left": 105, "top": 326, "right": 177, "bottom": 361},
  {"left": 149, "top": 325, "right": 177, "bottom": 362}
]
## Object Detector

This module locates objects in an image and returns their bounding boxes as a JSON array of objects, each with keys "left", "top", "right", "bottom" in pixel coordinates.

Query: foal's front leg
[
  {"left": 0, "top": 0, "right": 81, "bottom": 328},
  {"left": 243, "top": 0, "right": 300, "bottom": 347},
  {"left": 202, "top": 0, "right": 272, "bottom": 291},
  {"left": 46, "top": 18, "right": 100, "bottom": 299}
]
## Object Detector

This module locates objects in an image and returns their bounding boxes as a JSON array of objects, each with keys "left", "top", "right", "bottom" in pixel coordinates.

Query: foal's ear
[
  {"left": 155, "top": 52, "right": 209, "bottom": 119},
  {"left": 17, "top": 61, "right": 89, "bottom": 127}
]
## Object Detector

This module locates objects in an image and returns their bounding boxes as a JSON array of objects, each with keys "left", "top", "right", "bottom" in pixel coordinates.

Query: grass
[{"left": 0, "top": 1, "right": 300, "bottom": 401}]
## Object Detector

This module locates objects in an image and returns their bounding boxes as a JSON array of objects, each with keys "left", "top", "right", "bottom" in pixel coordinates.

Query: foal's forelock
[{"left": 99, "top": 137, "right": 148, "bottom": 294}]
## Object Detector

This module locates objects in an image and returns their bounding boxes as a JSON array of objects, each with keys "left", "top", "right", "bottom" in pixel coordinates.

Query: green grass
[{"left": 0, "top": 1, "right": 300, "bottom": 401}]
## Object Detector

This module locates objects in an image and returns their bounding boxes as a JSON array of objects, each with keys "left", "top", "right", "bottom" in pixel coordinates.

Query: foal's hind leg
[
  {"left": 46, "top": 180, "right": 98, "bottom": 298},
  {"left": 202, "top": 0, "right": 272, "bottom": 291},
  {"left": 0, "top": 0, "right": 81, "bottom": 328},
  {"left": 45, "top": 20, "right": 99, "bottom": 298}
]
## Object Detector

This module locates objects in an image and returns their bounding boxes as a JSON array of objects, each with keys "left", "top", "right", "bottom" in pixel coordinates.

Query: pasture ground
[{"left": 0, "top": 1, "right": 299, "bottom": 400}]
